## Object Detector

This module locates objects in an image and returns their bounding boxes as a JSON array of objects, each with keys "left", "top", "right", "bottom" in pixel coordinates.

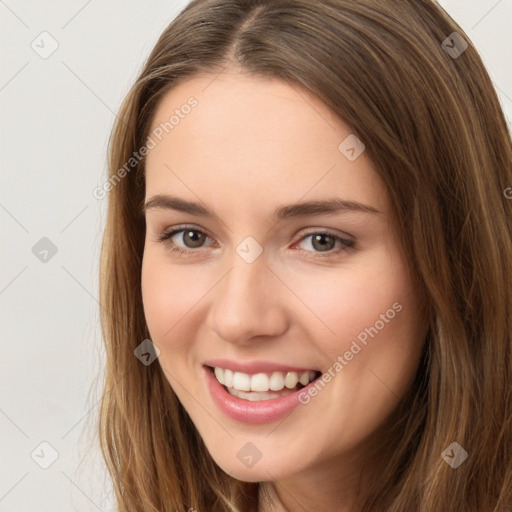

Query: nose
[{"left": 207, "top": 255, "right": 289, "bottom": 345}]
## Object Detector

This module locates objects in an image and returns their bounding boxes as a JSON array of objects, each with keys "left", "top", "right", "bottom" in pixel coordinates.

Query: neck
[{"left": 257, "top": 468, "right": 358, "bottom": 512}]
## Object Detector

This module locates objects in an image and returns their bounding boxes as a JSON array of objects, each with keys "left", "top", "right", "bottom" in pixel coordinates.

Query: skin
[{"left": 141, "top": 68, "right": 429, "bottom": 512}]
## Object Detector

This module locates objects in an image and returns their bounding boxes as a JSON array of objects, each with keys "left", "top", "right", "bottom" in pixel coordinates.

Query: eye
[
  {"left": 292, "top": 230, "right": 356, "bottom": 258},
  {"left": 156, "top": 225, "right": 356, "bottom": 258},
  {"left": 156, "top": 225, "right": 214, "bottom": 255}
]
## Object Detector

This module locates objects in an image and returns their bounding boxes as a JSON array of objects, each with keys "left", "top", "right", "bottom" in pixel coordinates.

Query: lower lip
[{"left": 204, "top": 366, "right": 318, "bottom": 425}]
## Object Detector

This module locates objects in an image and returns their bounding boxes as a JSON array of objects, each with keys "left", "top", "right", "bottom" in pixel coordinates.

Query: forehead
[
  {"left": 144, "top": 71, "right": 387, "bottom": 217},
  {"left": 148, "top": 70, "right": 347, "bottom": 155}
]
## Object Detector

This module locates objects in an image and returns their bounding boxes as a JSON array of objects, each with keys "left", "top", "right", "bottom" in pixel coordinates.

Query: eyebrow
[{"left": 142, "top": 194, "right": 382, "bottom": 221}]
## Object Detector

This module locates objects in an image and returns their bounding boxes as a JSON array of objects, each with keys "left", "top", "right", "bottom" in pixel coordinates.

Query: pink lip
[
  {"left": 203, "top": 365, "right": 320, "bottom": 425},
  {"left": 203, "top": 358, "right": 317, "bottom": 375}
]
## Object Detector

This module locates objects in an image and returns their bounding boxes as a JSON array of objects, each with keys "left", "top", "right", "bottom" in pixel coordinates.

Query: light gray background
[{"left": 1, "top": 1, "right": 511, "bottom": 510}]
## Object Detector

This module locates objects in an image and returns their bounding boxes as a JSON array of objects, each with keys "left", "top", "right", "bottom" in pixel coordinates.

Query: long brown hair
[{"left": 97, "top": 1, "right": 512, "bottom": 510}]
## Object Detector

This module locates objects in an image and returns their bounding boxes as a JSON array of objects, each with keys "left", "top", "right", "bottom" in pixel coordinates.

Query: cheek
[
  {"left": 141, "top": 251, "right": 207, "bottom": 346},
  {"left": 141, "top": 251, "right": 212, "bottom": 396},
  {"left": 287, "top": 248, "right": 410, "bottom": 346},
  {"left": 288, "top": 245, "right": 426, "bottom": 389},
  {"left": 290, "top": 258, "right": 425, "bottom": 444}
]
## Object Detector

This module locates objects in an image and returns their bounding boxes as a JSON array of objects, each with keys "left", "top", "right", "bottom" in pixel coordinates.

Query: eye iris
[
  {"left": 183, "top": 230, "right": 205, "bottom": 248},
  {"left": 312, "top": 234, "right": 335, "bottom": 252}
]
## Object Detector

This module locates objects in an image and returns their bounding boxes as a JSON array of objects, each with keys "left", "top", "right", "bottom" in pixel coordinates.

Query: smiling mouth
[{"left": 206, "top": 365, "right": 322, "bottom": 402}]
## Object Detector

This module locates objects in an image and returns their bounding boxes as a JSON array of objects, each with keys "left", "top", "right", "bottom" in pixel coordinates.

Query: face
[{"left": 141, "top": 69, "right": 428, "bottom": 485}]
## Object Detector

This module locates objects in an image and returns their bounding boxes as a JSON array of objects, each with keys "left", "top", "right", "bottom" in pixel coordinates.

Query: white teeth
[
  {"left": 299, "top": 372, "right": 310, "bottom": 386},
  {"left": 212, "top": 367, "right": 318, "bottom": 392},
  {"left": 233, "top": 371, "right": 251, "bottom": 391},
  {"left": 214, "top": 367, "right": 224, "bottom": 385},
  {"left": 284, "top": 371, "right": 299, "bottom": 389},
  {"left": 269, "top": 371, "right": 285, "bottom": 391},
  {"left": 224, "top": 369, "right": 233, "bottom": 388},
  {"left": 227, "top": 388, "right": 283, "bottom": 401},
  {"left": 250, "top": 373, "right": 269, "bottom": 392}
]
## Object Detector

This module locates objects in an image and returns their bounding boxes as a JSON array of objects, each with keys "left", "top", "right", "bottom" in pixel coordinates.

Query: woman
[{"left": 98, "top": 1, "right": 512, "bottom": 510}]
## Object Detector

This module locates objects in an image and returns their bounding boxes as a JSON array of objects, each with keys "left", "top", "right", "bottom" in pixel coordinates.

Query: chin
[{"left": 210, "top": 448, "right": 297, "bottom": 483}]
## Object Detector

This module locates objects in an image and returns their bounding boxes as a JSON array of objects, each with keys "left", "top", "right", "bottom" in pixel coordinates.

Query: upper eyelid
[
  {"left": 162, "top": 225, "right": 216, "bottom": 243},
  {"left": 160, "top": 225, "right": 352, "bottom": 247}
]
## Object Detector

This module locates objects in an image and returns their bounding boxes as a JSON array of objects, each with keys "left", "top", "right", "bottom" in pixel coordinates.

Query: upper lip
[{"left": 203, "top": 358, "right": 320, "bottom": 375}]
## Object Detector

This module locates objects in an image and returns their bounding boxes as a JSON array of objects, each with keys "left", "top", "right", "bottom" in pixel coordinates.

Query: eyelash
[{"left": 156, "top": 225, "right": 356, "bottom": 258}]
